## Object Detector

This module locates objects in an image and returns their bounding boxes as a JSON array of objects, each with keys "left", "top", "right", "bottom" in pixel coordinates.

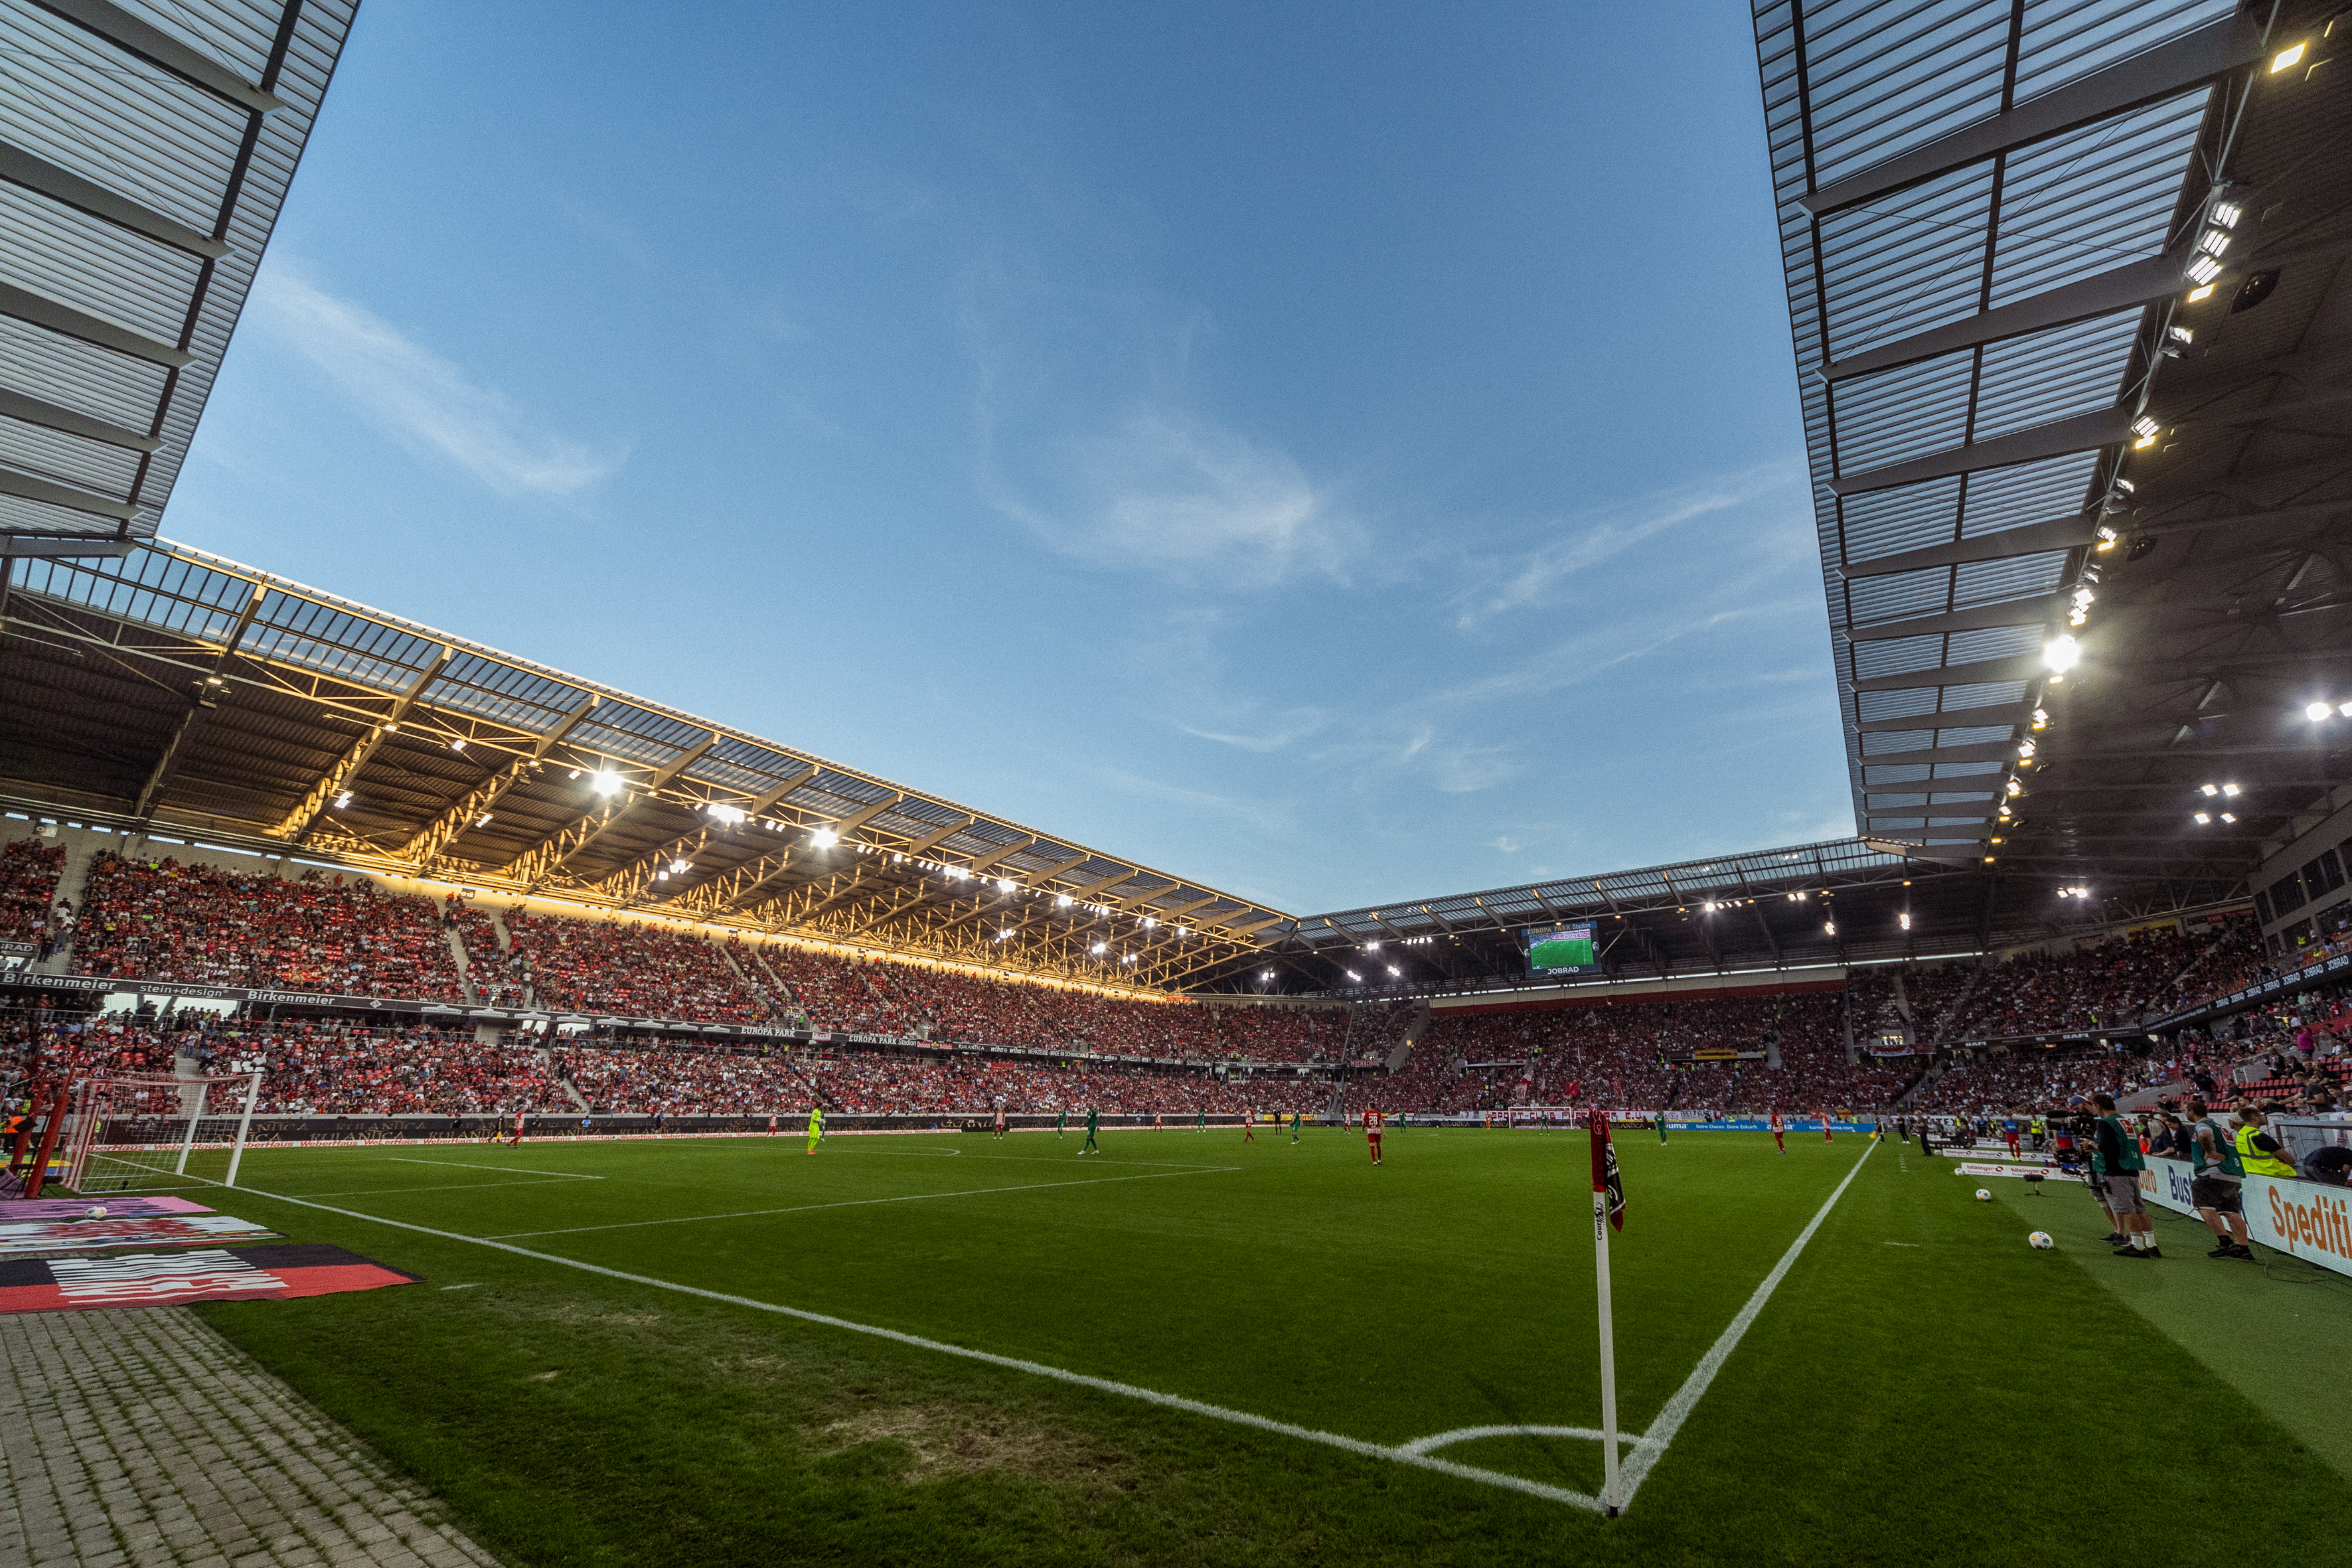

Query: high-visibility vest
[{"left": 2234, "top": 1123, "right": 2296, "bottom": 1178}]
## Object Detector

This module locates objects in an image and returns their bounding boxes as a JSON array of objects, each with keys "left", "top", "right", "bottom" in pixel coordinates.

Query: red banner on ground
[{"left": 0, "top": 1244, "right": 421, "bottom": 1312}]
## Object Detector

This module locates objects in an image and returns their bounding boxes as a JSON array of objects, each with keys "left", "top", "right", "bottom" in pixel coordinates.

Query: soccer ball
[
  {"left": 1974, "top": 1188, "right": 1992, "bottom": 1202},
  {"left": 2027, "top": 1231, "right": 2054, "bottom": 1250},
  {"left": 84, "top": 1206, "right": 107, "bottom": 1219}
]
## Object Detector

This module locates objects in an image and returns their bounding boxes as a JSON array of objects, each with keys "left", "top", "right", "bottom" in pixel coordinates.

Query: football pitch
[{"left": 168, "top": 1126, "right": 2351, "bottom": 1566}]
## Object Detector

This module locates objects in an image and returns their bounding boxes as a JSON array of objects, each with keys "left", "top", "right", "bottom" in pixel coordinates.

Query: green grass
[{"left": 157, "top": 1126, "right": 2352, "bottom": 1565}]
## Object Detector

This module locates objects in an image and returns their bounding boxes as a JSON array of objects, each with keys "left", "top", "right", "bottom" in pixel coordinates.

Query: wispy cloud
[
  {"left": 988, "top": 404, "right": 1358, "bottom": 590},
  {"left": 1175, "top": 708, "right": 1330, "bottom": 753},
  {"left": 252, "top": 262, "right": 627, "bottom": 499},
  {"left": 1452, "top": 461, "right": 1805, "bottom": 629}
]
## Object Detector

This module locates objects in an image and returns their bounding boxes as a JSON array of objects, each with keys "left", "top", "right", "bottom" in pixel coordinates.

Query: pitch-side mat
[{"left": 190, "top": 1139, "right": 1879, "bottom": 1515}]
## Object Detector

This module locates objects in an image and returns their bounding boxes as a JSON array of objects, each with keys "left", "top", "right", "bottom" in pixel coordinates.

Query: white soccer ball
[
  {"left": 84, "top": 1206, "right": 107, "bottom": 1219},
  {"left": 1974, "top": 1188, "right": 1992, "bottom": 1202},
  {"left": 2027, "top": 1231, "right": 2054, "bottom": 1250}
]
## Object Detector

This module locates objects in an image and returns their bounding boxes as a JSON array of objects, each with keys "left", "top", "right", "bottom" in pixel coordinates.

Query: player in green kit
[
  {"left": 1196, "top": 1109, "right": 1206, "bottom": 1132},
  {"left": 1056, "top": 1108, "right": 1067, "bottom": 1139},
  {"left": 805, "top": 1103, "right": 824, "bottom": 1154},
  {"left": 1656, "top": 1109, "right": 1668, "bottom": 1145},
  {"left": 1081, "top": 1106, "right": 1101, "bottom": 1154},
  {"left": 1290, "top": 1110, "right": 1302, "bottom": 1144}
]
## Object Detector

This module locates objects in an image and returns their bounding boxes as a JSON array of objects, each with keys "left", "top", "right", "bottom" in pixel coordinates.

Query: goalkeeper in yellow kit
[{"left": 805, "top": 1103, "right": 824, "bottom": 1154}]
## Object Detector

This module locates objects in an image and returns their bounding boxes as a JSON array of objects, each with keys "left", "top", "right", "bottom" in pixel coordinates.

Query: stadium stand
[
  {"left": 1, "top": 839, "right": 66, "bottom": 947},
  {"left": 497, "top": 909, "right": 773, "bottom": 1023},
  {"left": 72, "top": 855, "right": 469, "bottom": 1000}
]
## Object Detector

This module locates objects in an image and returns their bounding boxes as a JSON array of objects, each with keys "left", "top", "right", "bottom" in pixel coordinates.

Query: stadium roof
[
  {"left": 1754, "top": 0, "right": 2352, "bottom": 898},
  {"left": 0, "top": 538, "right": 1291, "bottom": 993},
  {"left": 1208, "top": 835, "right": 2244, "bottom": 998},
  {"left": 1, "top": 0, "right": 353, "bottom": 555}
]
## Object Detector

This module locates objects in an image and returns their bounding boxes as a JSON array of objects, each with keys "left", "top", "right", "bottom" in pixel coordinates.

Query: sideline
[{"left": 202, "top": 1137, "right": 1879, "bottom": 1514}]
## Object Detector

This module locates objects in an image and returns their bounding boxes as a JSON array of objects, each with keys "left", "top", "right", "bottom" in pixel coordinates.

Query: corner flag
[{"left": 1591, "top": 1108, "right": 1624, "bottom": 1230}]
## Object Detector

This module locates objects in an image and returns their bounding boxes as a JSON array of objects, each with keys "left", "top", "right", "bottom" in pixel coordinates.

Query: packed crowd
[
  {"left": 497, "top": 911, "right": 773, "bottom": 1022},
  {"left": 71, "top": 856, "right": 468, "bottom": 1000},
  {"left": 1, "top": 839, "right": 66, "bottom": 945}
]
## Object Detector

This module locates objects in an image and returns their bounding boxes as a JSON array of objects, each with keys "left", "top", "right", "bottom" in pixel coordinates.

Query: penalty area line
[{"left": 222, "top": 1182, "right": 1605, "bottom": 1514}]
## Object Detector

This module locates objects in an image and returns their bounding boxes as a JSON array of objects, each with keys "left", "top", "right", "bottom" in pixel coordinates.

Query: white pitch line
[
  {"left": 1398, "top": 1424, "right": 1666, "bottom": 1458},
  {"left": 1613, "top": 1136, "right": 1877, "bottom": 1507},
  {"left": 212, "top": 1138, "right": 1879, "bottom": 1516},
  {"left": 387, "top": 1158, "right": 606, "bottom": 1180},
  {"left": 485, "top": 1167, "right": 1240, "bottom": 1239},
  {"left": 215, "top": 1182, "right": 1607, "bottom": 1512},
  {"left": 279, "top": 1178, "right": 597, "bottom": 1200}
]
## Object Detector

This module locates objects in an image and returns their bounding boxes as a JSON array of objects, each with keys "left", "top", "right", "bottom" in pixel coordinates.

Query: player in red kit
[
  {"left": 1819, "top": 1107, "right": 1834, "bottom": 1143},
  {"left": 1768, "top": 1109, "right": 1785, "bottom": 1152},
  {"left": 1243, "top": 1109, "right": 1255, "bottom": 1144},
  {"left": 1364, "top": 1106, "right": 1384, "bottom": 1166}
]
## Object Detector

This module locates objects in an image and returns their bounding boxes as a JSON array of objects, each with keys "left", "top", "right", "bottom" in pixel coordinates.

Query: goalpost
[{"left": 60, "top": 1073, "right": 264, "bottom": 1194}]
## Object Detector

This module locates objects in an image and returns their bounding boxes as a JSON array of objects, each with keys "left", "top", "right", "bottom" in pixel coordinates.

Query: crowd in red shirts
[
  {"left": 1, "top": 840, "right": 66, "bottom": 945},
  {"left": 493, "top": 911, "right": 773, "bottom": 1022},
  {"left": 71, "top": 856, "right": 468, "bottom": 1000}
]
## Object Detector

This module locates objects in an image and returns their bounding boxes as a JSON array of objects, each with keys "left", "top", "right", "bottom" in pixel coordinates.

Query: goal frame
[{"left": 60, "top": 1071, "right": 264, "bottom": 1194}]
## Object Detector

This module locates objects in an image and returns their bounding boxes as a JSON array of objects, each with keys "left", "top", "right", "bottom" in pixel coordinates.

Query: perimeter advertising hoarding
[
  {"left": 1526, "top": 922, "right": 1599, "bottom": 977},
  {"left": 2138, "top": 1157, "right": 2352, "bottom": 1279}
]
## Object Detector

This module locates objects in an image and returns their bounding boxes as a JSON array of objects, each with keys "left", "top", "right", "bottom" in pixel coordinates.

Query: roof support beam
[
  {"left": 598, "top": 766, "right": 819, "bottom": 905},
  {"left": 271, "top": 646, "right": 453, "bottom": 844},
  {"left": 131, "top": 582, "right": 262, "bottom": 819},
  {"left": 1853, "top": 701, "right": 2035, "bottom": 734},
  {"left": 1823, "top": 256, "right": 2179, "bottom": 382},
  {"left": 398, "top": 694, "right": 599, "bottom": 867},
  {"left": 1859, "top": 741, "right": 2027, "bottom": 769},
  {"left": 1849, "top": 652, "right": 2044, "bottom": 692},
  {"left": 505, "top": 731, "right": 718, "bottom": 888},
  {"left": 820, "top": 793, "right": 905, "bottom": 840},
  {"left": 898, "top": 815, "right": 977, "bottom": 855},
  {"left": 34, "top": 0, "right": 289, "bottom": 114},
  {"left": 0, "top": 140, "right": 231, "bottom": 258},
  {"left": 1846, "top": 592, "right": 2067, "bottom": 641},
  {"left": 1831, "top": 406, "right": 2130, "bottom": 497},
  {"left": 0, "top": 387, "right": 163, "bottom": 452},
  {"left": 961, "top": 834, "right": 1038, "bottom": 874},
  {"left": 1840, "top": 512, "right": 2097, "bottom": 578},
  {"left": 1797, "top": 13, "right": 2263, "bottom": 216},
  {"left": 0, "top": 534, "right": 134, "bottom": 558},
  {"left": 0, "top": 281, "right": 192, "bottom": 367},
  {"left": 678, "top": 848, "right": 797, "bottom": 917},
  {"left": 0, "top": 464, "right": 137, "bottom": 522}
]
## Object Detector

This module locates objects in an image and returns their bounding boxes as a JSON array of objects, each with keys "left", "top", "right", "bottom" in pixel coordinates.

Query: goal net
[{"left": 60, "top": 1073, "right": 264, "bottom": 1194}]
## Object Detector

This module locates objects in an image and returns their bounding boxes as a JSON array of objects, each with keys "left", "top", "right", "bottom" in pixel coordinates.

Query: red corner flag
[{"left": 1589, "top": 1107, "right": 1624, "bottom": 1231}]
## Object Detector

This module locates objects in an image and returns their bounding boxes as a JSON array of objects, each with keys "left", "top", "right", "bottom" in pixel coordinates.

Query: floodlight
[
  {"left": 2006, "top": 779, "right": 2023, "bottom": 797},
  {"left": 2201, "top": 783, "right": 2219, "bottom": 796},
  {"left": 2272, "top": 42, "right": 2307, "bottom": 72},
  {"left": 1824, "top": 921, "right": 1836, "bottom": 935},
  {"left": 1387, "top": 965, "right": 1400, "bottom": 977},
  {"left": 2222, "top": 783, "right": 2240, "bottom": 797},
  {"left": 706, "top": 803, "right": 747, "bottom": 824},
  {"left": 2184, "top": 254, "right": 2223, "bottom": 285},
  {"left": 2043, "top": 635, "right": 2080, "bottom": 673},
  {"left": 333, "top": 790, "right": 353, "bottom": 809},
  {"left": 450, "top": 738, "right": 465, "bottom": 751},
  {"left": 1056, "top": 894, "right": 1073, "bottom": 907},
  {"left": 995, "top": 877, "right": 1014, "bottom": 893},
  {"left": 2187, "top": 284, "right": 2215, "bottom": 302},
  {"left": 477, "top": 813, "right": 493, "bottom": 826},
  {"left": 2166, "top": 325, "right": 2194, "bottom": 345},
  {"left": 809, "top": 825, "right": 839, "bottom": 847},
  {"left": 2208, "top": 199, "right": 2244, "bottom": 230},
  {"left": 2308, "top": 701, "right": 2335, "bottom": 722},
  {"left": 2341, "top": 704, "right": 2352, "bottom": 718},
  {"left": 2195, "top": 228, "right": 2231, "bottom": 258},
  {"left": 1898, "top": 913, "right": 1911, "bottom": 931},
  {"left": 669, "top": 858, "right": 690, "bottom": 874},
  {"left": 1141, "top": 917, "right": 1157, "bottom": 928},
  {"left": 996, "top": 928, "right": 1012, "bottom": 941},
  {"left": 2195, "top": 812, "right": 2212, "bottom": 824},
  {"left": 589, "top": 769, "right": 624, "bottom": 797},
  {"left": 1090, "top": 942, "right": 1107, "bottom": 955},
  {"left": 2220, "top": 813, "right": 2236, "bottom": 823},
  {"left": 1346, "top": 970, "right": 1362, "bottom": 982}
]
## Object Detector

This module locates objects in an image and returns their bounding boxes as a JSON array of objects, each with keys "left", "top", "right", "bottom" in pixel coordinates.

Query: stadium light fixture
[
  {"left": 589, "top": 769, "right": 624, "bottom": 797},
  {"left": 706, "top": 803, "right": 747, "bottom": 825},
  {"left": 669, "top": 858, "right": 690, "bottom": 874},
  {"left": 996, "top": 928, "right": 1012, "bottom": 941},
  {"left": 2187, "top": 283, "right": 2217, "bottom": 302},
  {"left": 449, "top": 738, "right": 465, "bottom": 751},
  {"left": 2017, "top": 740, "right": 2036, "bottom": 759},
  {"left": 1090, "top": 942, "right": 1107, "bottom": 955},
  {"left": 995, "top": 877, "right": 1014, "bottom": 894},
  {"left": 1056, "top": 894, "right": 1072, "bottom": 907},
  {"left": 1123, "top": 955, "right": 1136, "bottom": 965},
  {"left": 1176, "top": 926, "right": 1189, "bottom": 936},
  {"left": 1823, "top": 920, "right": 1835, "bottom": 935},
  {"left": 2222, "top": 783, "right": 2240, "bottom": 797},
  {"left": 2340, "top": 703, "right": 2352, "bottom": 718},
  {"left": 1346, "top": 970, "right": 1362, "bottom": 982},
  {"left": 476, "top": 813, "right": 492, "bottom": 827},
  {"left": 1261, "top": 969, "right": 1273, "bottom": 981},
  {"left": 1141, "top": 917, "right": 1157, "bottom": 928},
  {"left": 2042, "top": 635, "right": 2080, "bottom": 674},
  {"left": 2308, "top": 701, "right": 2335, "bottom": 722},
  {"left": 1898, "top": 912, "right": 1911, "bottom": 931},
  {"left": 2273, "top": 41, "right": 2307, "bottom": 72},
  {"left": 1386, "top": 965, "right": 1400, "bottom": 977},
  {"left": 2031, "top": 707, "right": 2049, "bottom": 731},
  {"left": 2220, "top": 813, "right": 2236, "bottom": 823},
  {"left": 332, "top": 790, "right": 353, "bottom": 809},
  {"left": 808, "top": 825, "right": 840, "bottom": 848},
  {"left": 2200, "top": 783, "right": 2219, "bottom": 796},
  {"left": 2194, "top": 811, "right": 2212, "bottom": 824}
]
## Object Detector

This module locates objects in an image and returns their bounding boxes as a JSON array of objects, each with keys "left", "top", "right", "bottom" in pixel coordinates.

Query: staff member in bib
[
  {"left": 2233, "top": 1102, "right": 2298, "bottom": 1180},
  {"left": 2091, "top": 1094, "right": 2158, "bottom": 1259}
]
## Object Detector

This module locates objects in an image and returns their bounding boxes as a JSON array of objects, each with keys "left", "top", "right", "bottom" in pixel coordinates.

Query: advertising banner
[{"left": 2138, "top": 1156, "right": 2352, "bottom": 1279}]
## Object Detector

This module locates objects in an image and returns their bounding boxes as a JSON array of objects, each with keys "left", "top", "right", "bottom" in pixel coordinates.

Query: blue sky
[{"left": 169, "top": 0, "right": 1852, "bottom": 914}]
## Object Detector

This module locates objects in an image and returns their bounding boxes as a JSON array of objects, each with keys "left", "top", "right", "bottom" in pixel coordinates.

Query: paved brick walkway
[{"left": 0, "top": 1308, "right": 503, "bottom": 1568}]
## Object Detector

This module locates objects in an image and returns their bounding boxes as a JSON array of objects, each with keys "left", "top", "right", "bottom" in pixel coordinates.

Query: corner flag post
[{"left": 1589, "top": 1107, "right": 1625, "bottom": 1516}]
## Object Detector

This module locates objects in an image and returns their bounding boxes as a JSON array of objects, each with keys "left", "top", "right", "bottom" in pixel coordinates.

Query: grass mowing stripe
[
  {"left": 386, "top": 1158, "right": 607, "bottom": 1179},
  {"left": 483, "top": 1168, "right": 1241, "bottom": 1239},
  {"left": 223, "top": 1178, "right": 1607, "bottom": 1513},
  {"left": 1617, "top": 1135, "right": 1878, "bottom": 1505},
  {"left": 279, "top": 1178, "right": 608, "bottom": 1198}
]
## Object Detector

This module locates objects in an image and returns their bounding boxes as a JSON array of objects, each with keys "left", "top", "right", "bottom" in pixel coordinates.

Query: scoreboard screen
[{"left": 1526, "top": 922, "right": 1599, "bottom": 977}]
